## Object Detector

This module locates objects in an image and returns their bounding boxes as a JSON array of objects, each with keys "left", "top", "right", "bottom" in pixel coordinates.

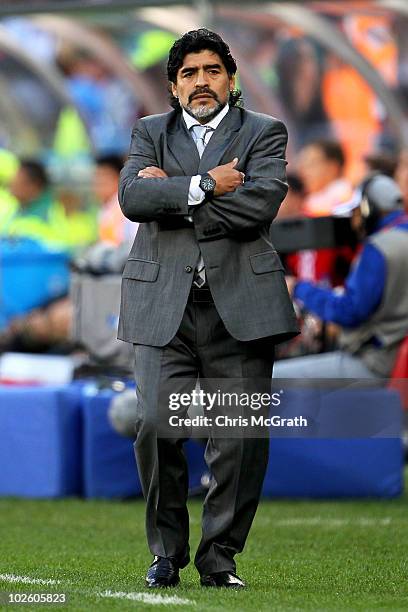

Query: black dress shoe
[
  {"left": 145, "top": 556, "right": 180, "bottom": 588},
  {"left": 200, "top": 571, "right": 246, "bottom": 589}
]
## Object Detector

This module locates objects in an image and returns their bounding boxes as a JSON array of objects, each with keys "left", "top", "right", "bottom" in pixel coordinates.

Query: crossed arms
[{"left": 118, "top": 116, "right": 289, "bottom": 240}]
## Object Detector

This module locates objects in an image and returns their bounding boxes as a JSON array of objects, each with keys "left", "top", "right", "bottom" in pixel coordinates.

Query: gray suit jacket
[{"left": 118, "top": 106, "right": 299, "bottom": 346}]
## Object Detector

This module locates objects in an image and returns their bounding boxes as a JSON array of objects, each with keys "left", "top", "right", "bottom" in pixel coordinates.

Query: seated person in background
[
  {"left": 0, "top": 156, "right": 136, "bottom": 354},
  {"left": 275, "top": 174, "right": 408, "bottom": 378},
  {"left": 274, "top": 173, "right": 326, "bottom": 358},
  {"left": 298, "top": 139, "right": 353, "bottom": 217},
  {"left": 274, "top": 169, "right": 354, "bottom": 359},
  {"left": 290, "top": 141, "right": 355, "bottom": 286},
  {"left": 3, "top": 159, "right": 58, "bottom": 246},
  {"left": 0, "top": 160, "right": 96, "bottom": 353},
  {"left": 94, "top": 155, "right": 138, "bottom": 245},
  {"left": 2, "top": 158, "right": 96, "bottom": 253}
]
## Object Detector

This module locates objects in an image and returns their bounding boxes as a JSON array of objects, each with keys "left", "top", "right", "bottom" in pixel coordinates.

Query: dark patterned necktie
[
  {"left": 191, "top": 124, "right": 213, "bottom": 157},
  {"left": 190, "top": 124, "right": 214, "bottom": 288}
]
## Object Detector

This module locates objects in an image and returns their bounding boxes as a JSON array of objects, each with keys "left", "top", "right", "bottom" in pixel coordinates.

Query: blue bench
[
  {"left": 0, "top": 383, "right": 403, "bottom": 499},
  {"left": 0, "top": 385, "right": 82, "bottom": 497}
]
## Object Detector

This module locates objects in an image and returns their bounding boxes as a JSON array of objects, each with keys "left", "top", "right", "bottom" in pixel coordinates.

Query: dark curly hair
[{"left": 167, "top": 28, "right": 243, "bottom": 110}]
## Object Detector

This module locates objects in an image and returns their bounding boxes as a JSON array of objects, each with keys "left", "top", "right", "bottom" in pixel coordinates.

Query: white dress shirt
[{"left": 182, "top": 104, "right": 230, "bottom": 206}]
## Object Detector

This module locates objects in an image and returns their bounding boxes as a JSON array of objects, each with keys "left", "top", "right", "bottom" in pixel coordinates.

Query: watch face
[{"left": 201, "top": 175, "right": 216, "bottom": 192}]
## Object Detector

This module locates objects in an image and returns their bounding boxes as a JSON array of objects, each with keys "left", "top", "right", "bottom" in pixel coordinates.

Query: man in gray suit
[{"left": 118, "top": 28, "right": 298, "bottom": 589}]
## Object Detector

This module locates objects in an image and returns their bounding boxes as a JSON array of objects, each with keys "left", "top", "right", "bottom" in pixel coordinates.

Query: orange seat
[{"left": 389, "top": 336, "right": 408, "bottom": 410}]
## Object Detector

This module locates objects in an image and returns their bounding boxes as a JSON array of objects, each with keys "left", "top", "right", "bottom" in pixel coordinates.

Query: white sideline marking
[
  {"left": 98, "top": 590, "right": 194, "bottom": 605},
  {"left": 0, "top": 574, "right": 61, "bottom": 586},
  {"left": 0, "top": 575, "right": 194, "bottom": 606},
  {"left": 272, "top": 517, "right": 392, "bottom": 527}
]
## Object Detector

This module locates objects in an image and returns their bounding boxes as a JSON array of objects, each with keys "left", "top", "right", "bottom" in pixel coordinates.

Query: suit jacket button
[{"left": 185, "top": 265, "right": 193, "bottom": 273}]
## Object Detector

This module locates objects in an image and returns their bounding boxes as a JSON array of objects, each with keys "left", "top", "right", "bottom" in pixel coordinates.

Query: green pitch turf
[{"left": 1, "top": 470, "right": 407, "bottom": 611}]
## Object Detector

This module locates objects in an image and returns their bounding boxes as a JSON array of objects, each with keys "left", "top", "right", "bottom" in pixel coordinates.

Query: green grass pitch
[{"left": 1, "top": 469, "right": 407, "bottom": 611}]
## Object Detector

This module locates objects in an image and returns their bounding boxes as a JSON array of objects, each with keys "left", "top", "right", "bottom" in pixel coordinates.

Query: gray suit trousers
[{"left": 133, "top": 292, "right": 274, "bottom": 576}]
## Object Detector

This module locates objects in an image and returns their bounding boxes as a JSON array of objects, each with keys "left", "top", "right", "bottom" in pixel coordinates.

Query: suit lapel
[
  {"left": 167, "top": 112, "right": 200, "bottom": 176},
  {"left": 166, "top": 107, "right": 242, "bottom": 176},
  {"left": 198, "top": 107, "right": 242, "bottom": 174}
]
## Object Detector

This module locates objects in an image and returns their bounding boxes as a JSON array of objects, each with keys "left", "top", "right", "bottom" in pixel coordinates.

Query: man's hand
[
  {"left": 208, "top": 158, "right": 245, "bottom": 196},
  {"left": 138, "top": 167, "right": 168, "bottom": 179}
]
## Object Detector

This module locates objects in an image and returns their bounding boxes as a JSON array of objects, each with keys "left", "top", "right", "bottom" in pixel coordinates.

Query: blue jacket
[{"left": 293, "top": 211, "right": 408, "bottom": 328}]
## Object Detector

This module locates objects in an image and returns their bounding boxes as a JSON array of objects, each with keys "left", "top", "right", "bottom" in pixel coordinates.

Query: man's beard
[
  {"left": 183, "top": 88, "right": 226, "bottom": 123},
  {"left": 184, "top": 95, "right": 225, "bottom": 122}
]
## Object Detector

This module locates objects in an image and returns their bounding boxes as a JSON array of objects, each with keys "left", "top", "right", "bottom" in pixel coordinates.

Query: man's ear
[
  {"left": 229, "top": 75, "right": 236, "bottom": 91},
  {"left": 171, "top": 82, "right": 178, "bottom": 98}
]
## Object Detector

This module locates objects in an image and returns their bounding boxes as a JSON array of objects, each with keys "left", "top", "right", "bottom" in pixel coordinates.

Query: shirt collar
[{"left": 182, "top": 103, "right": 230, "bottom": 132}]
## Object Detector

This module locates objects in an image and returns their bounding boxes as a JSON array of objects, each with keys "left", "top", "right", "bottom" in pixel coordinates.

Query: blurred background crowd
[{"left": 0, "top": 0, "right": 408, "bottom": 378}]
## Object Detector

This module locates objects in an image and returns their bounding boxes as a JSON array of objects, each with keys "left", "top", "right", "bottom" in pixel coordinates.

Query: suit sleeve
[
  {"left": 192, "top": 119, "right": 288, "bottom": 240},
  {"left": 118, "top": 119, "right": 192, "bottom": 222}
]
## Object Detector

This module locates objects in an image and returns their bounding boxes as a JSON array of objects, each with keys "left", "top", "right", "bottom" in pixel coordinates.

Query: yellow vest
[
  {"left": 49, "top": 202, "right": 98, "bottom": 253},
  {"left": 1, "top": 191, "right": 97, "bottom": 253}
]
